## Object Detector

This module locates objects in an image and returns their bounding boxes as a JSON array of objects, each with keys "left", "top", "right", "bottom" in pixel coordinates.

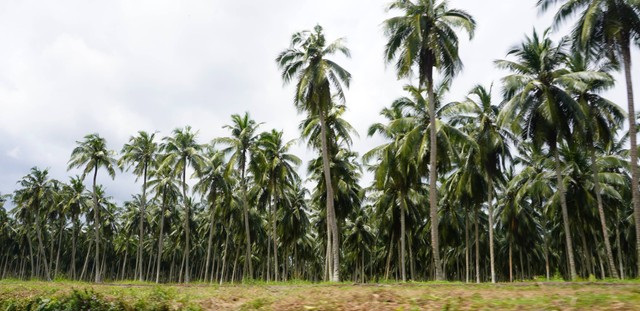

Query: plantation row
[{"left": 1, "top": 0, "right": 640, "bottom": 284}]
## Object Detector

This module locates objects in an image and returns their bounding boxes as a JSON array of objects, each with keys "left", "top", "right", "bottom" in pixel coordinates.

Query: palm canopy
[
  {"left": 276, "top": 24, "right": 351, "bottom": 116},
  {"left": 119, "top": 131, "right": 158, "bottom": 180},
  {"left": 496, "top": 29, "right": 609, "bottom": 147},
  {"left": 67, "top": 133, "right": 117, "bottom": 181},
  {"left": 383, "top": 0, "right": 475, "bottom": 84},
  {"left": 159, "top": 126, "right": 204, "bottom": 180}
]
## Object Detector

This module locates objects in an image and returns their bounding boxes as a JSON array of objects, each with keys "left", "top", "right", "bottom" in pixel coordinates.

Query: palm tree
[
  {"left": 383, "top": 0, "right": 475, "bottom": 280},
  {"left": 276, "top": 25, "right": 351, "bottom": 281},
  {"left": 538, "top": 0, "right": 640, "bottom": 277},
  {"left": 447, "top": 85, "right": 513, "bottom": 283},
  {"left": 119, "top": 130, "right": 158, "bottom": 281},
  {"left": 496, "top": 30, "right": 610, "bottom": 280},
  {"left": 193, "top": 147, "right": 230, "bottom": 283},
  {"left": 216, "top": 113, "right": 261, "bottom": 279},
  {"left": 147, "top": 164, "right": 183, "bottom": 283},
  {"left": 14, "top": 167, "right": 54, "bottom": 280},
  {"left": 68, "top": 133, "right": 116, "bottom": 283},
  {"left": 160, "top": 126, "right": 203, "bottom": 283},
  {"left": 60, "top": 176, "right": 89, "bottom": 280},
  {"left": 565, "top": 52, "right": 625, "bottom": 278},
  {"left": 252, "top": 129, "right": 302, "bottom": 282}
]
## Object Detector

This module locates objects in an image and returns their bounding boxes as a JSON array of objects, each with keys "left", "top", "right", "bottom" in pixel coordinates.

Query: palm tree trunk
[
  {"left": 488, "top": 179, "right": 496, "bottom": 283},
  {"left": 155, "top": 186, "right": 167, "bottom": 284},
  {"left": 219, "top": 216, "right": 232, "bottom": 285},
  {"left": 426, "top": 69, "right": 443, "bottom": 281},
  {"left": 385, "top": 231, "right": 394, "bottom": 280},
  {"left": 509, "top": 241, "right": 513, "bottom": 282},
  {"left": 400, "top": 198, "right": 407, "bottom": 282},
  {"left": 182, "top": 167, "right": 190, "bottom": 284},
  {"left": 465, "top": 206, "right": 469, "bottom": 283},
  {"left": 553, "top": 146, "right": 577, "bottom": 280},
  {"left": 240, "top": 156, "right": 253, "bottom": 280},
  {"left": 318, "top": 109, "right": 340, "bottom": 282},
  {"left": 71, "top": 218, "right": 77, "bottom": 280},
  {"left": 138, "top": 163, "right": 148, "bottom": 282},
  {"left": 34, "top": 206, "right": 51, "bottom": 281},
  {"left": 80, "top": 240, "right": 92, "bottom": 281},
  {"left": 590, "top": 148, "right": 619, "bottom": 278},
  {"left": 204, "top": 191, "right": 216, "bottom": 284},
  {"left": 542, "top": 211, "right": 550, "bottom": 281},
  {"left": 621, "top": 44, "right": 640, "bottom": 276},
  {"left": 92, "top": 166, "right": 101, "bottom": 283},
  {"left": 54, "top": 217, "right": 64, "bottom": 278},
  {"left": 272, "top": 192, "right": 279, "bottom": 282},
  {"left": 475, "top": 204, "right": 480, "bottom": 283}
]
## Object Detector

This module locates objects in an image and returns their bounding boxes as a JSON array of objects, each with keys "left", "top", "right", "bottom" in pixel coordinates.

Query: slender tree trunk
[
  {"left": 385, "top": 231, "right": 394, "bottom": 280},
  {"left": 182, "top": 167, "right": 190, "bottom": 284},
  {"left": 80, "top": 240, "right": 92, "bottom": 281},
  {"left": 426, "top": 69, "right": 443, "bottom": 280},
  {"left": 239, "top": 154, "right": 253, "bottom": 280},
  {"left": 219, "top": 217, "right": 231, "bottom": 285},
  {"left": 509, "top": 242, "right": 513, "bottom": 282},
  {"left": 621, "top": 44, "right": 640, "bottom": 276},
  {"left": 272, "top": 192, "right": 279, "bottom": 282},
  {"left": 582, "top": 231, "right": 593, "bottom": 278},
  {"left": 488, "top": 179, "right": 496, "bottom": 283},
  {"left": 543, "top": 212, "right": 550, "bottom": 281},
  {"left": 71, "top": 216, "right": 77, "bottom": 280},
  {"left": 155, "top": 187, "right": 167, "bottom": 284},
  {"left": 616, "top": 219, "right": 624, "bottom": 280},
  {"left": 138, "top": 163, "right": 148, "bottom": 282},
  {"left": 92, "top": 166, "right": 101, "bottom": 283},
  {"left": 34, "top": 205, "right": 51, "bottom": 281},
  {"left": 589, "top": 147, "right": 619, "bottom": 278},
  {"left": 553, "top": 146, "right": 577, "bottom": 280},
  {"left": 318, "top": 110, "right": 340, "bottom": 282},
  {"left": 54, "top": 217, "right": 64, "bottom": 278},
  {"left": 400, "top": 198, "right": 407, "bottom": 282},
  {"left": 204, "top": 190, "right": 217, "bottom": 284},
  {"left": 475, "top": 205, "right": 480, "bottom": 283},
  {"left": 26, "top": 231, "right": 35, "bottom": 279},
  {"left": 465, "top": 206, "right": 469, "bottom": 283}
]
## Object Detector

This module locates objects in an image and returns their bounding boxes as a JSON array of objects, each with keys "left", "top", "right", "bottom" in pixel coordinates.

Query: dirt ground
[{"left": 1, "top": 281, "right": 640, "bottom": 310}]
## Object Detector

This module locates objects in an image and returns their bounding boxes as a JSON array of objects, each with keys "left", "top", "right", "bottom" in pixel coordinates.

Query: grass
[{"left": 0, "top": 279, "right": 639, "bottom": 310}]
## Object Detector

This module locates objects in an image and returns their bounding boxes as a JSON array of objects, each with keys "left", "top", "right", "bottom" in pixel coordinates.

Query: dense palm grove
[{"left": 2, "top": 0, "right": 640, "bottom": 284}]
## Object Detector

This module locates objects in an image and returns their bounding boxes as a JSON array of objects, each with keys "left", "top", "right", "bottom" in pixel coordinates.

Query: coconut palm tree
[
  {"left": 252, "top": 129, "right": 302, "bottom": 281},
  {"left": 147, "top": 164, "right": 183, "bottom": 283},
  {"left": 446, "top": 85, "right": 513, "bottom": 283},
  {"left": 383, "top": 0, "right": 475, "bottom": 280},
  {"left": 119, "top": 130, "right": 158, "bottom": 281},
  {"left": 216, "top": 113, "right": 261, "bottom": 279},
  {"left": 538, "top": 0, "right": 640, "bottom": 276},
  {"left": 67, "top": 133, "right": 116, "bottom": 283},
  {"left": 565, "top": 52, "right": 625, "bottom": 278},
  {"left": 14, "top": 167, "right": 55, "bottom": 280},
  {"left": 193, "top": 146, "right": 231, "bottom": 283},
  {"left": 276, "top": 25, "right": 351, "bottom": 281},
  {"left": 159, "top": 126, "right": 203, "bottom": 283},
  {"left": 59, "top": 176, "right": 89, "bottom": 280},
  {"left": 496, "top": 30, "right": 611, "bottom": 280}
]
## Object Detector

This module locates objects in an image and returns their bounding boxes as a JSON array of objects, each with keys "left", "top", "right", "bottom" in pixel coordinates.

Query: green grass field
[{"left": 1, "top": 279, "right": 640, "bottom": 310}]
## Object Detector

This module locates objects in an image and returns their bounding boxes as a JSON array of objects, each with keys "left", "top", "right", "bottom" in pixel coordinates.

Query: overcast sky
[{"left": 1, "top": 0, "right": 639, "bottom": 207}]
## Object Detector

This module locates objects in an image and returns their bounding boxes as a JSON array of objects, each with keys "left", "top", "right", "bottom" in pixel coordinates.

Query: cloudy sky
[{"left": 1, "top": 0, "right": 638, "bottom": 206}]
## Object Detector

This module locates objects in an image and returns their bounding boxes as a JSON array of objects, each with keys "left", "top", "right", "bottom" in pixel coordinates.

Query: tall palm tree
[
  {"left": 496, "top": 30, "right": 610, "bottom": 280},
  {"left": 538, "top": 0, "right": 640, "bottom": 277},
  {"left": 276, "top": 25, "right": 351, "bottom": 281},
  {"left": 193, "top": 147, "right": 230, "bottom": 283},
  {"left": 383, "top": 0, "right": 475, "bottom": 280},
  {"left": 147, "top": 164, "right": 183, "bottom": 283},
  {"left": 60, "top": 176, "right": 89, "bottom": 280},
  {"left": 159, "top": 126, "right": 203, "bottom": 283},
  {"left": 119, "top": 130, "right": 158, "bottom": 281},
  {"left": 565, "top": 52, "right": 625, "bottom": 278},
  {"left": 252, "top": 130, "right": 302, "bottom": 282},
  {"left": 216, "top": 113, "right": 261, "bottom": 279},
  {"left": 68, "top": 133, "right": 116, "bottom": 283},
  {"left": 447, "top": 85, "right": 513, "bottom": 283},
  {"left": 14, "top": 167, "right": 54, "bottom": 280}
]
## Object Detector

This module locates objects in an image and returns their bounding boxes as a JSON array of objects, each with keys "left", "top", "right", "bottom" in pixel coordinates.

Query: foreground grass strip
[{"left": 0, "top": 280, "right": 639, "bottom": 310}]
